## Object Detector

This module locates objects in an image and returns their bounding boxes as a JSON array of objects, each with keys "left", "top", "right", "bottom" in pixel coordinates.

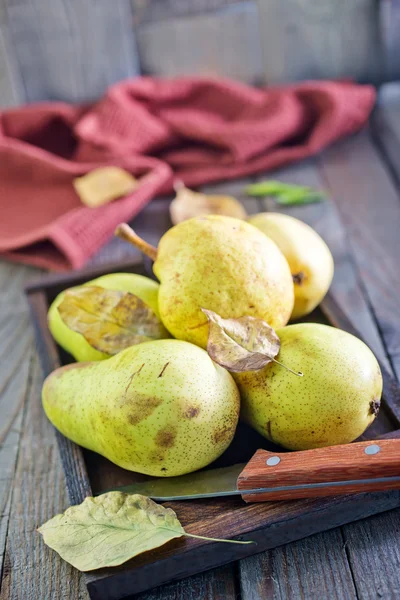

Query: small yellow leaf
[
  {"left": 38, "top": 493, "right": 184, "bottom": 571},
  {"left": 58, "top": 286, "right": 168, "bottom": 355},
  {"left": 169, "top": 182, "right": 247, "bottom": 225},
  {"left": 201, "top": 309, "right": 280, "bottom": 372},
  {"left": 73, "top": 167, "right": 138, "bottom": 208}
]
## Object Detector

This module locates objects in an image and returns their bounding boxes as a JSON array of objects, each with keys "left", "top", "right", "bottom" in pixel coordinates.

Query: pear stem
[
  {"left": 115, "top": 223, "right": 158, "bottom": 261},
  {"left": 272, "top": 358, "right": 303, "bottom": 377}
]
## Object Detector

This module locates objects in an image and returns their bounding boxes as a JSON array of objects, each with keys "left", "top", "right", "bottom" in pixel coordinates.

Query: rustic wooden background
[
  {"left": 1, "top": 0, "right": 400, "bottom": 108},
  {"left": 1, "top": 0, "right": 400, "bottom": 598}
]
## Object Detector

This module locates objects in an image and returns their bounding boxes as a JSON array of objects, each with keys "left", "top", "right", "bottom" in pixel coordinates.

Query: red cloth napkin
[{"left": 0, "top": 77, "right": 376, "bottom": 271}]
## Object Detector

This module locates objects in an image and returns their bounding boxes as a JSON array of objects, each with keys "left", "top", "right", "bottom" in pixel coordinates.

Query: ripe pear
[
  {"left": 48, "top": 273, "right": 170, "bottom": 362},
  {"left": 42, "top": 339, "right": 240, "bottom": 477},
  {"left": 116, "top": 217, "right": 294, "bottom": 348},
  {"left": 247, "top": 213, "right": 334, "bottom": 319},
  {"left": 235, "top": 323, "right": 382, "bottom": 450}
]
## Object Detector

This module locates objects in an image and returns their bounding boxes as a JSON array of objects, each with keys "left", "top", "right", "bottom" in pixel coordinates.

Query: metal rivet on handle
[
  {"left": 266, "top": 456, "right": 281, "bottom": 466},
  {"left": 364, "top": 444, "right": 381, "bottom": 455}
]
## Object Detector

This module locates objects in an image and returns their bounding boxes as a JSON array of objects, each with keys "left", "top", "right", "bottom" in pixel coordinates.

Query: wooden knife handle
[{"left": 237, "top": 439, "right": 400, "bottom": 503}]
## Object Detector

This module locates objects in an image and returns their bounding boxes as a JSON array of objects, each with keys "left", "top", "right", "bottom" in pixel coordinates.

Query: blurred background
[{"left": 0, "top": 0, "right": 399, "bottom": 107}]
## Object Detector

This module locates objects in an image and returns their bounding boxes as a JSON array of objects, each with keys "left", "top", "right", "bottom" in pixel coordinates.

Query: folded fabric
[{"left": 0, "top": 77, "right": 376, "bottom": 271}]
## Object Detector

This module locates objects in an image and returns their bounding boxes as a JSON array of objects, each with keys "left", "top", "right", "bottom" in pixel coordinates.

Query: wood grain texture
[
  {"left": 238, "top": 441, "right": 400, "bottom": 502},
  {"left": 239, "top": 528, "right": 357, "bottom": 600},
  {"left": 135, "top": 565, "right": 237, "bottom": 600},
  {"left": 0, "top": 352, "right": 87, "bottom": 600},
  {"left": 6, "top": 0, "right": 139, "bottom": 103},
  {"left": 0, "top": 262, "right": 39, "bottom": 586},
  {"left": 0, "top": 259, "right": 86, "bottom": 599},
  {"left": 342, "top": 508, "right": 400, "bottom": 600},
  {"left": 135, "top": 2, "right": 263, "bottom": 83},
  {"left": 256, "top": 0, "right": 384, "bottom": 84},
  {"left": 319, "top": 130, "right": 400, "bottom": 385}
]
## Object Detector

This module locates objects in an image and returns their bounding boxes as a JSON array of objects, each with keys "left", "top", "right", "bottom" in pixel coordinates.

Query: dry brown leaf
[
  {"left": 169, "top": 183, "right": 247, "bottom": 224},
  {"left": 58, "top": 286, "right": 167, "bottom": 355},
  {"left": 73, "top": 167, "right": 138, "bottom": 208},
  {"left": 201, "top": 309, "right": 280, "bottom": 372}
]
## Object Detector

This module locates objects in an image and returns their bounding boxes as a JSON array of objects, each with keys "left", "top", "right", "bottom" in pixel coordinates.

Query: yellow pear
[
  {"left": 48, "top": 273, "right": 169, "bottom": 362},
  {"left": 247, "top": 213, "right": 334, "bottom": 319},
  {"left": 116, "top": 217, "right": 294, "bottom": 348},
  {"left": 42, "top": 339, "right": 240, "bottom": 477},
  {"left": 235, "top": 323, "right": 382, "bottom": 450}
]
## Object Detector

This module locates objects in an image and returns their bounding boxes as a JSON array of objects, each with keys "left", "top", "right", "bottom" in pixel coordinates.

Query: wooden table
[{"left": 1, "top": 84, "right": 400, "bottom": 600}]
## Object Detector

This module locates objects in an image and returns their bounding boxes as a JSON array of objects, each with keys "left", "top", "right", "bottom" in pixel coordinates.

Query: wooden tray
[{"left": 25, "top": 259, "right": 400, "bottom": 600}]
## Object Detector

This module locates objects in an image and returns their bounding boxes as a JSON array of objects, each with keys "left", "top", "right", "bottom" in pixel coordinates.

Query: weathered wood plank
[
  {"left": 0, "top": 258, "right": 86, "bottom": 597},
  {"left": 372, "top": 83, "right": 400, "bottom": 188},
  {"left": 0, "top": 0, "right": 22, "bottom": 107},
  {"left": 0, "top": 351, "right": 87, "bottom": 600},
  {"left": 0, "top": 262, "right": 41, "bottom": 584},
  {"left": 239, "top": 528, "right": 357, "bottom": 600},
  {"left": 131, "top": 0, "right": 246, "bottom": 24},
  {"left": 343, "top": 509, "right": 400, "bottom": 600},
  {"left": 137, "top": 565, "right": 237, "bottom": 600},
  {"left": 135, "top": 2, "right": 263, "bottom": 83},
  {"left": 381, "top": 0, "right": 400, "bottom": 81},
  {"left": 319, "top": 130, "right": 400, "bottom": 383},
  {"left": 6, "top": 0, "right": 140, "bottom": 103},
  {"left": 256, "top": 0, "right": 384, "bottom": 84}
]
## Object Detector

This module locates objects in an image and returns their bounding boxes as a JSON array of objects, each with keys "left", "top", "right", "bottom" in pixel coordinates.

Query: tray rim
[{"left": 25, "top": 260, "right": 400, "bottom": 600}]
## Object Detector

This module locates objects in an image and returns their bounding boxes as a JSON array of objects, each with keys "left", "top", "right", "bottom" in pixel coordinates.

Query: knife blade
[{"left": 110, "top": 438, "right": 400, "bottom": 503}]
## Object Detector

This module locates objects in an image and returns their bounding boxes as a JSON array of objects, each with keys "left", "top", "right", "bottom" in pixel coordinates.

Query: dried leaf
[
  {"left": 38, "top": 492, "right": 254, "bottom": 571},
  {"left": 38, "top": 493, "right": 185, "bottom": 571},
  {"left": 201, "top": 309, "right": 280, "bottom": 372},
  {"left": 170, "top": 182, "right": 247, "bottom": 225},
  {"left": 58, "top": 286, "right": 166, "bottom": 355},
  {"left": 73, "top": 167, "right": 138, "bottom": 208},
  {"left": 245, "top": 180, "right": 326, "bottom": 205}
]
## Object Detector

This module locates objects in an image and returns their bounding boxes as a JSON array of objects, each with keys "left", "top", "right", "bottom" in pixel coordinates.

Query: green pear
[
  {"left": 42, "top": 339, "right": 240, "bottom": 477},
  {"left": 235, "top": 323, "right": 382, "bottom": 450},
  {"left": 48, "top": 273, "right": 170, "bottom": 362},
  {"left": 116, "top": 217, "right": 294, "bottom": 349},
  {"left": 248, "top": 213, "right": 334, "bottom": 319}
]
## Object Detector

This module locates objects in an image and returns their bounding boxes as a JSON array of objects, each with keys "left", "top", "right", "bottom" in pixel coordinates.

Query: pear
[
  {"left": 235, "top": 323, "right": 382, "bottom": 450},
  {"left": 116, "top": 217, "right": 294, "bottom": 348},
  {"left": 42, "top": 339, "right": 240, "bottom": 477},
  {"left": 48, "top": 273, "right": 170, "bottom": 362},
  {"left": 247, "top": 213, "right": 334, "bottom": 319}
]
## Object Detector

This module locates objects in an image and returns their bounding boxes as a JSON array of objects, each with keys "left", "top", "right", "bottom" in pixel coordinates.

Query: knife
[{"left": 113, "top": 438, "right": 400, "bottom": 502}]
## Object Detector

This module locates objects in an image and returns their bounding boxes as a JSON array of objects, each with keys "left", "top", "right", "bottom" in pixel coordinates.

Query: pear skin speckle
[
  {"left": 42, "top": 339, "right": 240, "bottom": 477},
  {"left": 235, "top": 323, "right": 383, "bottom": 450},
  {"left": 153, "top": 215, "right": 294, "bottom": 348}
]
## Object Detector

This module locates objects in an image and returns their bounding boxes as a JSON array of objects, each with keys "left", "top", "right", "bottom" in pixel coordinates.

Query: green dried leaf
[
  {"left": 201, "top": 309, "right": 280, "bottom": 372},
  {"left": 58, "top": 286, "right": 167, "bottom": 355},
  {"left": 38, "top": 492, "right": 253, "bottom": 571},
  {"left": 38, "top": 493, "right": 185, "bottom": 571},
  {"left": 245, "top": 180, "right": 326, "bottom": 205}
]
